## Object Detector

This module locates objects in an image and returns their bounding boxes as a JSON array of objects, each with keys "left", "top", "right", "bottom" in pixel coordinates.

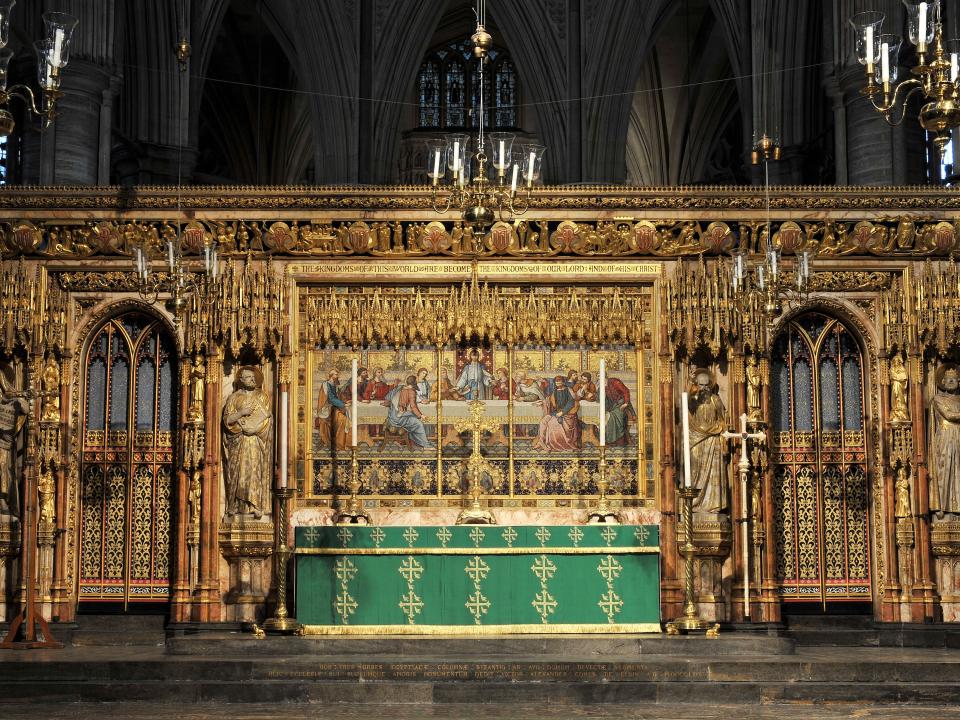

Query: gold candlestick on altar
[
  {"left": 665, "top": 485, "right": 720, "bottom": 637},
  {"left": 587, "top": 445, "right": 620, "bottom": 524},
  {"left": 261, "top": 487, "right": 301, "bottom": 636},
  {"left": 455, "top": 399, "right": 497, "bottom": 525},
  {"left": 336, "top": 446, "right": 370, "bottom": 524}
]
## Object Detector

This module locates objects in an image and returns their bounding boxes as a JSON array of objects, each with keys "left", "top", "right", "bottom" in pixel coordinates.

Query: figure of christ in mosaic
[
  {"left": 315, "top": 367, "right": 352, "bottom": 451},
  {"left": 533, "top": 375, "right": 582, "bottom": 451},
  {"left": 456, "top": 348, "right": 493, "bottom": 400}
]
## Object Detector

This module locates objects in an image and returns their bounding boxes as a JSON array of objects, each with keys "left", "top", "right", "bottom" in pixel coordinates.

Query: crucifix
[
  {"left": 721, "top": 412, "right": 766, "bottom": 619},
  {"left": 454, "top": 399, "right": 500, "bottom": 525}
]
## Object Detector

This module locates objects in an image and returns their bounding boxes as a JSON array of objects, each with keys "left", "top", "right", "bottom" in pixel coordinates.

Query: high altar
[{"left": 2, "top": 184, "right": 960, "bottom": 638}]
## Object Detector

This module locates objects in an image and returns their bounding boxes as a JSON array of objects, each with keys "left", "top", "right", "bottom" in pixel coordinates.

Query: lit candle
[
  {"left": 881, "top": 42, "right": 889, "bottom": 83},
  {"left": 498, "top": 139, "right": 505, "bottom": 169},
  {"left": 918, "top": 2, "right": 928, "bottom": 49},
  {"left": 599, "top": 359, "right": 606, "bottom": 447},
  {"left": 453, "top": 140, "right": 460, "bottom": 174},
  {"left": 681, "top": 391, "right": 692, "bottom": 488},
  {"left": 527, "top": 150, "right": 535, "bottom": 187},
  {"left": 865, "top": 25, "right": 874, "bottom": 64},
  {"left": 279, "top": 389, "right": 288, "bottom": 489},
  {"left": 351, "top": 358, "right": 358, "bottom": 448},
  {"left": 510, "top": 164, "right": 519, "bottom": 194},
  {"left": 432, "top": 149, "right": 441, "bottom": 181}
]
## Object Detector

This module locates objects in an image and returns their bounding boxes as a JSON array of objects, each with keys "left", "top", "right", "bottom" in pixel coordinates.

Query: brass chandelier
[
  {"left": 429, "top": 0, "right": 545, "bottom": 229},
  {"left": 0, "top": 1, "right": 78, "bottom": 136},
  {"left": 851, "top": 0, "right": 960, "bottom": 155}
]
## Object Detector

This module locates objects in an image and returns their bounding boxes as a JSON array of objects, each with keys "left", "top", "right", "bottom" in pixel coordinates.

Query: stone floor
[{"left": 4, "top": 702, "right": 960, "bottom": 719}]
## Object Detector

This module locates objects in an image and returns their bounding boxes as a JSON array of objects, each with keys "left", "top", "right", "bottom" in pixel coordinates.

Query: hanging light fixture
[
  {"left": 0, "top": 1, "right": 78, "bottom": 136},
  {"left": 850, "top": 0, "right": 960, "bottom": 156},
  {"left": 429, "top": 0, "right": 545, "bottom": 229}
]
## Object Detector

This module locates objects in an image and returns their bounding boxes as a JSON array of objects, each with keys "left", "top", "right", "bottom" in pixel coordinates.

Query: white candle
[
  {"left": 498, "top": 139, "right": 505, "bottom": 169},
  {"left": 865, "top": 25, "right": 874, "bottom": 63},
  {"left": 919, "top": 2, "right": 928, "bottom": 48},
  {"left": 453, "top": 141, "right": 460, "bottom": 174},
  {"left": 881, "top": 42, "right": 889, "bottom": 82},
  {"left": 167, "top": 240, "right": 175, "bottom": 272},
  {"left": 599, "top": 359, "right": 606, "bottom": 447},
  {"left": 952, "top": 53, "right": 959, "bottom": 82},
  {"left": 52, "top": 28, "right": 64, "bottom": 67},
  {"left": 351, "top": 358, "right": 358, "bottom": 448},
  {"left": 279, "top": 390, "right": 288, "bottom": 488},
  {"left": 432, "top": 149, "right": 440, "bottom": 180},
  {"left": 681, "top": 391, "right": 692, "bottom": 488},
  {"left": 527, "top": 150, "right": 535, "bottom": 187},
  {"left": 510, "top": 164, "right": 519, "bottom": 193}
]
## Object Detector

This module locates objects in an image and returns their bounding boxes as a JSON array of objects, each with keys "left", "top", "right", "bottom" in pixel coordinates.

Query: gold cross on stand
[
  {"left": 721, "top": 412, "right": 766, "bottom": 620},
  {"left": 454, "top": 399, "right": 500, "bottom": 525}
]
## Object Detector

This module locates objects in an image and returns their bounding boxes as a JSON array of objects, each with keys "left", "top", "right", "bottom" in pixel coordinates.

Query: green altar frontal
[{"left": 294, "top": 524, "right": 660, "bottom": 634}]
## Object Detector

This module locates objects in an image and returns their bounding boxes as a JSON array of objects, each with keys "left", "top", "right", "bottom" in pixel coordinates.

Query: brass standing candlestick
[
  {"left": 261, "top": 487, "right": 301, "bottom": 635},
  {"left": 665, "top": 486, "right": 719, "bottom": 637},
  {"left": 587, "top": 445, "right": 620, "bottom": 524},
  {"left": 456, "top": 400, "right": 497, "bottom": 525},
  {"left": 335, "top": 446, "right": 370, "bottom": 524}
]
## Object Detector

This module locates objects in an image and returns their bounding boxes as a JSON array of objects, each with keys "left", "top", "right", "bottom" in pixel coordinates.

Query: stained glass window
[{"left": 417, "top": 39, "right": 518, "bottom": 130}]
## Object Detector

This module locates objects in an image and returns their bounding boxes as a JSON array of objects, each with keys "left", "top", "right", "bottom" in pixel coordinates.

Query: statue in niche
[
  {"left": 186, "top": 356, "right": 206, "bottom": 423},
  {"left": 687, "top": 368, "right": 728, "bottom": 514},
  {"left": 40, "top": 355, "right": 61, "bottom": 423},
  {"left": 0, "top": 364, "right": 28, "bottom": 520},
  {"left": 929, "top": 363, "right": 960, "bottom": 518},
  {"left": 889, "top": 354, "right": 910, "bottom": 424},
  {"left": 222, "top": 365, "right": 271, "bottom": 520},
  {"left": 746, "top": 356, "right": 762, "bottom": 422},
  {"left": 894, "top": 465, "right": 912, "bottom": 519},
  {"left": 37, "top": 466, "right": 55, "bottom": 527}
]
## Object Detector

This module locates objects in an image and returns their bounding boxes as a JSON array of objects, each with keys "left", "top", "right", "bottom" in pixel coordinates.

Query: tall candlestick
[
  {"left": 279, "top": 389, "right": 288, "bottom": 489},
  {"left": 681, "top": 391, "right": 692, "bottom": 488},
  {"left": 351, "top": 358, "right": 358, "bottom": 448},
  {"left": 599, "top": 359, "right": 606, "bottom": 447}
]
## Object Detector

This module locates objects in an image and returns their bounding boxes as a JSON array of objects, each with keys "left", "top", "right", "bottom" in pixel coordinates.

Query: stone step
[
  {"left": 784, "top": 613, "right": 875, "bottom": 629},
  {"left": 70, "top": 614, "right": 166, "bottom": 647}
]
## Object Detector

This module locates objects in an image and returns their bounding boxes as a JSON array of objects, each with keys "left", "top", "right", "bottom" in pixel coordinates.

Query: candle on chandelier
[
  {"left": 498, "top": 139, "right": 505, "bottom": 170},
  {"left": 880, "top": 42, "right": 889, "bottom": 83},
  {"left": 918, "top": 2, "right": 928, "bottom": 51},
  {"left": 599, "top": 359, "right": 606, "bottom": 447},
  {"left": 865, "top": 25, "right": 874, "bottom": 64},
  {"left": 510, "top": 164, "right": 519, "bottom": 194},
  {"left": 52, "top": 28, "right": 64, "bottom": 67},
  {"left": 279, "top": 389, "right": 288, "bottom": 488},
  {"left": 351, "top": 358, "right": 358, "bottom": 448},
  {"left": 681, "top": 391, "right": 692, "bottom": 488},
  {"left": 952, "top": 53, "right": 959, "bottom": 83},
  {"left": 453, "top": 140, "right": 460, "bottom": 175},
  {"left": 526, "top": 150, "right": 535, "bottom": 188},
  {"left": 167, "top": 240, "right": 175, "bottom": 272},
  {"left": 432, "top": 149, "right": 441, "bottom": 182}
]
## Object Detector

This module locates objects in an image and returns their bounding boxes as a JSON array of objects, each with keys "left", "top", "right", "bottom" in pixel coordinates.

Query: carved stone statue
[
  {"left": 894, "top": 465, "right": 911, "bottom": 519},
  {"left": 687, "top": 368, "right": 728, "bottom": 514},
  {"left": 0, "top": 364, "right": 28, "bottom": 520},
  {"left": 188, "top": 469, "right": 202, "bottom": 527},
  {"left": 929, "top": 364, "right": 960, "bottom": 517},
  {"left": 222, "top": 365, "right": 271, "bottom": 520},
  {"left": 889, "top": 354, "right": 910, "bottom": 424},
  {"left": 40, "top": 355, "right": 61, "bottom": 423},
  {"left": 38, "top": 466, "right": 55, "bottom": 527},
  {"left": 186, "top": 356, "right": 206, "bottom": 423},
  {"left": 746, "top": 356, "right": 762, "bottom": 422}
]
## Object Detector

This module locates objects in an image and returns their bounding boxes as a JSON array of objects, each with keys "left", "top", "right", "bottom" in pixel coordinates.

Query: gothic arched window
[{"left": 417, "top": 40, "right": 518, "bottom": 130}]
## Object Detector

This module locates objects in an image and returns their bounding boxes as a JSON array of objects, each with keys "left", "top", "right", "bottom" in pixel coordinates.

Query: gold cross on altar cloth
[
  {"left": 335, "top": 591, "right": 358, "bottom": 620},
  {"left": 568, "top": 527, "right": 584, "bottom": 546},
  {"left": 337, "top": 527, "right": 353, "bottom": 547},
  {"left": 601, "top": 526, "right": 618, "bottom": 546},
  {"left": 399, "top": 591, "right": 424, "bottom": 622},
  {"left": 402, "top": 526, "right": 419, "bottom": 547},
  {"left": 598, "top": 555, "right": 622, "bottom": 582},
  {"left": 334, "top": 558, "right": 358, "bottom": 583},
  {"left": 398, "top": 556, "right": 423, "bottom": 584},
  {"left": 535, "top": 526, "right": 551, "bottom": 546},
  {"left": 531, "top": 555, "right": 557, "bottom": 583},
  {"left": 598, "top": 590, "right": 624, "bottom": 620},
  {"left": 370, "top": 527, "right": 386, "bottom": 548},
  {"left": 501, "top": 526, "right": 518, "bottom": 546},
  {"left": 532, "top": 590, "right": 558, "bottom": 620},
  {"left": 436, "top": 527, "right": 452, "bottom": 547},
  {"left": 469, "top": 526, "right": 486, "bottom": 546},
  {"left": 465, "top": 590, "right": 491, "bottom": 622},
  {"left": 465, "top": 556, "right": 490, "bottom": 583}
]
